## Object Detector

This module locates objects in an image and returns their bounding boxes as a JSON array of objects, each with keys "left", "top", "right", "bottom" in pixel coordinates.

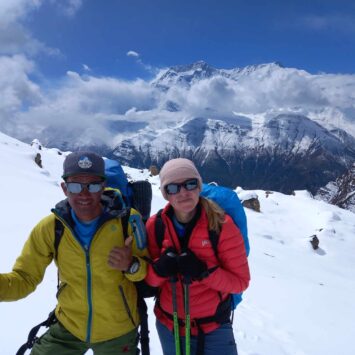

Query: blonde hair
[{"left": 200, "top": 196, "right": 225, "bottom": 234}]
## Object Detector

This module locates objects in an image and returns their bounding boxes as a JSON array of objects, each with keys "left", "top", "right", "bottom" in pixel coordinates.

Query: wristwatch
[{"left": 126, "top": 257, "right": 140, "bottom": 274}]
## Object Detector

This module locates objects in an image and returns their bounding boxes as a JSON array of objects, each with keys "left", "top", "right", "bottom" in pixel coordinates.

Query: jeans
[{"left": 156, "top": 319, "right": 238, "bottom": 355}]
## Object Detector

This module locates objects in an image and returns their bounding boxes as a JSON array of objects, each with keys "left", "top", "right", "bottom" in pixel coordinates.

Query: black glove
[
  {"left": 177, "top": 250, "right": 208, "bottom": 280},
  {"left": 153, "top": 247, "right": 178, "bottom": 278}
]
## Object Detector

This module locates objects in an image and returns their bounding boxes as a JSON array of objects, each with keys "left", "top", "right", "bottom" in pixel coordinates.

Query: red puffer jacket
[{"left": 145, "top": 203, "right": 250, "bottom": 336}]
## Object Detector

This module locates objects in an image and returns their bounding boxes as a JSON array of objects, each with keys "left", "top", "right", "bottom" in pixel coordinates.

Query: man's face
[{"left": 61, "top": 174, "right": 105, "bottom": 221}]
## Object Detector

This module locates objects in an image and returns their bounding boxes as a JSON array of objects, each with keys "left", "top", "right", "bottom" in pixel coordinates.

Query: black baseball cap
[{"left": 62, "top": 151, "right": 106, "bottom": 179}]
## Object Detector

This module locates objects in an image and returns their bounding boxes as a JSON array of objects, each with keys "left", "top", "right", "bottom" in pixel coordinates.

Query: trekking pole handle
[
  {"left": 170, "top": 275, "right": 178, "bottom": 283},
  {"left": 183, "top": 276, "right": 192, "bottom": 285}
]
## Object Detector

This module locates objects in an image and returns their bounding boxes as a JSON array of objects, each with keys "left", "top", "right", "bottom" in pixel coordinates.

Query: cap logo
[{"left": 78, "top": 156, "right": 93, "bottom": 169}]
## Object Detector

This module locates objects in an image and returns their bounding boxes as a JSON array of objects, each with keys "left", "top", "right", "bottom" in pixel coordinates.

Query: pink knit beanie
[{"left": 159, "top": 158, "right": 203, "bottom": 199}]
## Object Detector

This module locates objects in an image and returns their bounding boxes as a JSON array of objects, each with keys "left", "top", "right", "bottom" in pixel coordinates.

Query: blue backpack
[
  {"left": 155, "top": 183, "right": 250, "bottom": 310},
  {"left": 200, "top": 183, "right": 249, "bottom": 309},
  {"left": 104, "top": 158, "right": 152, "bottom": 223},
  {"left": 104, "top": 158, "right": 133, "bottom": 200}
]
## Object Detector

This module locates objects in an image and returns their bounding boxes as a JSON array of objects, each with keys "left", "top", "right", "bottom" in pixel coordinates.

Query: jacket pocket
[{"left": 119, "top": 285, "right": 137, "bottom": 328}]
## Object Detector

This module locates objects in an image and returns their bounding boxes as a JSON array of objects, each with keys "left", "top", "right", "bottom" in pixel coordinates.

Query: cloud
[
  {"left": 299, "top": 14, "right": 355, "bottom": 35},
  {"left": 127, "top": 50, "right": 140, "bottom": 58},
  {"left": 159, "top": 65, "right": 355, "bottom": 119},
  {"left": 126, "top": 50, "right": 159, "bottom": 75},
  {"left": 82, "top": 64, "right": 91, "bottom": 71},
  {"left": 1, "top": 59, "right": 355, "bottom": 148},
  {"left": 59, "top": 71, "right": 158, "bottom": 114},
  {"left": 49, "top": 0, "right": 83, "bottom": 17},
  {"left": 2, "top": 70, "right": 161, "bottom": 146},
  {"left": 0, "top": 22, "right": 61, "bottom": 57},
  {"left": 0, "top": 0, "right": 61, "bottom": 57},
  {"left": 0, "top": 54, "right": 42, "bottom": 122},
  {"left": 0, "top": 0, "right": 42, "bottom": 26}
]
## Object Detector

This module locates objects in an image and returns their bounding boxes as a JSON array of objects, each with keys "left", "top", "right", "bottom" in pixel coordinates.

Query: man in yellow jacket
[{"left": 0, "top": 151, "right": 148, "bottom": 354}]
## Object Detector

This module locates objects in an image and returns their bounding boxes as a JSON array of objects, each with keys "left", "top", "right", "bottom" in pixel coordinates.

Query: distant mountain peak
[
  {"left": 153, "top": 61, "right": 219, "bottom": 88},
  {"left": 152, "top": 61, "right": 289, "bottom": 89},
  {"left": 171, "top": 60, "right": 212, "bottom": 72}
]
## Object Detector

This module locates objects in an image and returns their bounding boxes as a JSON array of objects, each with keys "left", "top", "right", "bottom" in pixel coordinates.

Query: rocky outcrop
[
  {"left": 34, "top": 153, "right": 42, "bottom": 168},
  {"left": 242, "top": 197, "right": 261, "bottom": 212},
  {"left": 315, "top": 164, "right": 355, "bottom": 213}
]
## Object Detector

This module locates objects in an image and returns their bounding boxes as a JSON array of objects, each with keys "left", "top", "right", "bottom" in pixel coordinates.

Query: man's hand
[{"left": 108, "top": 235, "right": 133, "bottom": 271}]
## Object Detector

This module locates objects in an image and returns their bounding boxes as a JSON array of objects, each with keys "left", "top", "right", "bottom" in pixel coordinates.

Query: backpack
[
  {"left": 104, "top": 158, "right": 152, "bottom": 223},
  {"left": 155, "top": 183, "right": 249, "bottom": 310}
]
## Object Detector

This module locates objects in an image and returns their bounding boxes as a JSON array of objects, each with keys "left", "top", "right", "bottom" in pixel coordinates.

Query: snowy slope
[{"left": 0, "top": 133, "right": 355, "bottom": 355}]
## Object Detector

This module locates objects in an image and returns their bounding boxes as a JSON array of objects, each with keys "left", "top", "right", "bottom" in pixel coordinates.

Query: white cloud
[
  {"left": 0, "top": 55, "right": 42, "bottom": 117},
  {"left": 158, "top": 65, "right": 355, "bottom": 123},
  {"left": 0, "top": 0, "right": 62, "bottom": 57},
  {"left": 57, "top": 71, "right": 158, "bottom": 114},
  {"left": 0, "top": 0, "right": 42, "bottom": 26},
  {"left": 300, "top": 14, "right": 355, "bottom": 35},
  {"left": 1, "top": 61, "right": 355, "bottom": 147},
  {"left": 49, "top": 0, "right": 83, "bottom": 17},
  {"left": 127, "top": 50, "right": 140, "bottom": 58},
  {"left": 0, "top": 22, "right": 61, "bottom": 57},
  {"left": 2, "top": 70, "right": 161, "bottom": 145},
  {"left": 127, "top": 50, "right": 158, "bottom": 75},
  {"left": 82, "top": 64, "right": 91, "bottom": 71}
]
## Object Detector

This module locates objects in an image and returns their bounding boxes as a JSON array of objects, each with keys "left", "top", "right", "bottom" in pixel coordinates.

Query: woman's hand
[
  {"left": 177, "top": 250, "right": 208, "bottom": 280},
  {"left": 153, "top": 247, "right": 178, "bottom": 278}
]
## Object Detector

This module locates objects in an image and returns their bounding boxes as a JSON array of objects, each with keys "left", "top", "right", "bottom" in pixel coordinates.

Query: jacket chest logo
[{"left": 202, "top": 239, "right": 210, "bottom": 247}]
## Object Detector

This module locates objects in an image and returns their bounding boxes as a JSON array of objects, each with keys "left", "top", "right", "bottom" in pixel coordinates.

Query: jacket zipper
[
  {"left": 85, "top": 245, "right": 93, "bottom": 342},
  {"left": 53, "top": 211, "right": 126, "bottom": 343},
  {"left": 53, "top": 213, "right": 94, "bottom": 342}
]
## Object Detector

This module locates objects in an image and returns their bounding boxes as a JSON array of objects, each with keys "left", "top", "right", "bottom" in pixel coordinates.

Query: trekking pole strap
[{"left": 137, "top": 298, "right": 150, "bottom": 355}]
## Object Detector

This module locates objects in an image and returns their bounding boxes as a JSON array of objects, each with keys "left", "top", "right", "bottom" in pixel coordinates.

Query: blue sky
[{"left": 5, "top": 0, "right": 355, "bottom": 81}]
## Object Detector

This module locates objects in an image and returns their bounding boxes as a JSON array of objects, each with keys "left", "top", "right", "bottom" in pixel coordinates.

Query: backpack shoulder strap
[
  {"left": 154, "top": 209, "right": 219, "bottom": 255},
  {"left": 54, "top": 218, "right": 64, "bottom": 261},
  {"left": 208, "top": 229, "right": 220, "bottom": 260},
  {"left": 154, "top": 209, "right": 164, "bottom": 249},
  {"left": 121, "top": 209, "right": 131, "bottom": 240}
]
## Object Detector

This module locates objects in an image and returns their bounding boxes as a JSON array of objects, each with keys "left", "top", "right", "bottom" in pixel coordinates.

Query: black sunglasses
[
  {"left": 164, "top": 178, "right": 199, "bottom": 195},
  {"left": 65, "top": 181, "right": 103, "bottom": 194}
]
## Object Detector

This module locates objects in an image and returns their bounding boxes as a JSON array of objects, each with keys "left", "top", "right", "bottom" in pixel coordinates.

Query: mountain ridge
[{"left": 112, "top": 112, "right": 355, "bottom": 193}]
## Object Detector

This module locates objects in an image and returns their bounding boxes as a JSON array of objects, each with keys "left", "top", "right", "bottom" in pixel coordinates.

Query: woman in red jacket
[{"left": 145, "top": 158, "right": 250, "bottom": 355}]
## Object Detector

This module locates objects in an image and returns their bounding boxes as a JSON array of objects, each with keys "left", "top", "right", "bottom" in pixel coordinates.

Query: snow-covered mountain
[
  {"left": 112, "top": 113, "right": 355, "bottom": 194},
  {"left": 1, "top": 131, "right": 355, "bottom": 355},
  {"left": 151, "top": 60, "right": 286, "bottom": 89},
  {"left": 2, "top": 61, "right": 355, "bottom": 193}
]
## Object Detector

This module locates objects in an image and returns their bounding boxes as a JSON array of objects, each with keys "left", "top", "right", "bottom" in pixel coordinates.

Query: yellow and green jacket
[{"left": 0, "top": 191, "right": 149, "bottom": 343}]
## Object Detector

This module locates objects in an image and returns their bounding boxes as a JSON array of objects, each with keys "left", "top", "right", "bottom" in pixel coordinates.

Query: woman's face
[{"left": 165, "top": 178, "right": 200, "bottom": 222}]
